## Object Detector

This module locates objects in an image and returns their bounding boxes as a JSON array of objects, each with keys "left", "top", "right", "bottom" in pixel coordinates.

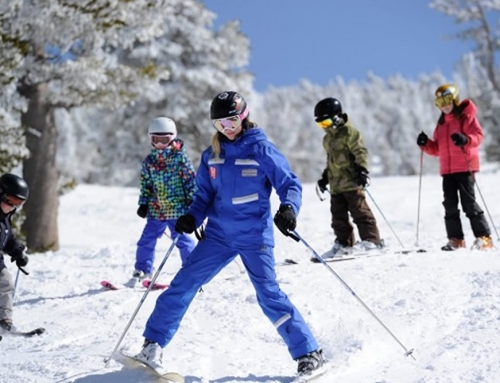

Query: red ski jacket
[{"left": 422, "top": 99, "right": 483, "bottom": 175}]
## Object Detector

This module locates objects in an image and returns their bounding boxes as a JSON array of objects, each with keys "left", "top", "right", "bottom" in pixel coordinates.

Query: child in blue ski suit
[
  {"left": 136, "top": 92, "right": 324, "bottom": 376},
  {"left": 133, "top": 117, "right": 197, "bottom": 279}
]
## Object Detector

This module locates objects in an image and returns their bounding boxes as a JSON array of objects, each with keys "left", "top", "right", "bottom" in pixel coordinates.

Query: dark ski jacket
[
  {"left": 322, "top": 116, "right": 369, "bottom": 194},
  {"left": 0, "top": 209, "right": 24, "bottom": 271}
]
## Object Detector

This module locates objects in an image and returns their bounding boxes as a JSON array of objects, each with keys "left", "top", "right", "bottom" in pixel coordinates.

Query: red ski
[
  {"left": 100, "top": 279, "right": 169, "bottom": 291},
  {"left": 142, "top": 279, "right": 169, "bottom": 291},
  {"left": 100, "top": 280, "right": 122, "bottom": 290}
]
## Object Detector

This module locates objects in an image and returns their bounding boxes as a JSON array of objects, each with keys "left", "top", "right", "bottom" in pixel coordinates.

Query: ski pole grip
[{"left": 287, "top": 231, "right": 300, "bottom": 242}]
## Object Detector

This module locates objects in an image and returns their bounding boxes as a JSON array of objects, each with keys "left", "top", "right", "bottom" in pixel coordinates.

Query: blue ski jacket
[{"left": 187, "top": 127, "right": 301, "bottom": 247}]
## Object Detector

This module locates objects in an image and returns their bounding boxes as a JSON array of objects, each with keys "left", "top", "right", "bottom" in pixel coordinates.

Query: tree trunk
[{"left": 20, "top": 83, "right": 59, "bottom": 251}]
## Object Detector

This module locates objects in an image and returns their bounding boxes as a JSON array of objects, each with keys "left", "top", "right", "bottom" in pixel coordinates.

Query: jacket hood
[
  {"left": 460, "top": 99, "right": 477, "bottom": 117},
  {"left": 324, "top": 113, "right": 349, "bottom": 134}
]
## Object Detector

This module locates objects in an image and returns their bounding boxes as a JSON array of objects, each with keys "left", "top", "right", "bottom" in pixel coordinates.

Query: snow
[{"left": 2, "top": 172, "right": 500, "bottom": 383}]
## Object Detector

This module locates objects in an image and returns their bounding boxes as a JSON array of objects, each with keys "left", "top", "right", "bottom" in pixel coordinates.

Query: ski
[
  {"left": 100, "top": 280, "right": 122, "bottom": 290},
  {"left": 100, "top": 279, "right": 169, "bottom": 291},
  {"left": 279, "top": 248, "right": 428, "bottom": 265},
  {"left": 119, "top": 349, "right": 184, "bottom": 383},
  {"left": 142, "top": 279, "right": 169, "bottom": 291},
  {"left": 4, "top": 327, "right": 46, "bottom": 338}
]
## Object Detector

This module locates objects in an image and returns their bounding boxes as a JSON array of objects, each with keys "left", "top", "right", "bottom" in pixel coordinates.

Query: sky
[
  {"left": 2, "top": 171, "right": 500, "bottom": 382},
  {"left": 202, "top": 0, "right": 474, "bottom": 91}
]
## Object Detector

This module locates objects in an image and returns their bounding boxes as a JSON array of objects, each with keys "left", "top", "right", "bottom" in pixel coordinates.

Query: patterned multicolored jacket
[{"left": 138, "top": 139, "right": 197, "bottom": 220}]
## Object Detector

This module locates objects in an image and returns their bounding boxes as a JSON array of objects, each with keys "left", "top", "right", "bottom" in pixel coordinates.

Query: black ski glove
[
  {"left": 355, "top": 165, "right": 370, "bottom": 187},
  {"left": 273, "top": 205, "right": 297, "bottom": 237},
  {"left": 137, "top": 204, "right": 148, "bottom": 218},
  {"left": 451, "top": 133, "right": 468, "bottom": 147},
  {"left": 417, "top": 132, "right": 428, "bottom": 146},
  {"left": 10, "top": 245, "right": 29, "bottom": 267},
  {"left": 317, "top": 169, "right": 329, "bottom": 193},
  {"left": 175, "top": 214, "right": 196, "bottom": 234}
]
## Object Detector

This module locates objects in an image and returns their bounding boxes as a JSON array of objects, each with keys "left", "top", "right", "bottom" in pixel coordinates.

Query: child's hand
[
  {"left": 451, "top": 133, "right": 468, "bottom": 147},
  {"left": 137, "top": 204, "right": 148, "bottom": 218},
  {"left": 175, "top": 214, "right": 196, "bottom": 233}
]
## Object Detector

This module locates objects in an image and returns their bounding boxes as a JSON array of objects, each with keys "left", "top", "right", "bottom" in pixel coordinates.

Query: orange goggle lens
[
  {"left": 2, "top": 194, "right": 25, "bottom": 208},
  {"left": 316, "top": 118, "right": 334, "bottom": 129},
  {"left": 434, "top": 94, "right": 455, "bottom": 108}
]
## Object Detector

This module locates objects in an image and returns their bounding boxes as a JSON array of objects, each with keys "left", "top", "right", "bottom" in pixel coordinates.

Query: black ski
[
  {"left": 283, "top": 248, "right": 427, "bottom": 266},
  {"left": 10, "top": 327, "right": 46, "bottom": 337}
]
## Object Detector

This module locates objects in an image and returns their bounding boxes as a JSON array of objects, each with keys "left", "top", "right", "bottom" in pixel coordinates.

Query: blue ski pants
[
  {"left": 135, "top": 218, "right": 195, "bottom": 273},
  {"left": 143, "top": 237, "right": 319, "bottom": 359}
]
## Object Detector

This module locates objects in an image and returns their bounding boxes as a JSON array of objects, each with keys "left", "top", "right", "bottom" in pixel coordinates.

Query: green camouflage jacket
[{"left": 322, "top": 116, "right": 369, "bottom": 194}]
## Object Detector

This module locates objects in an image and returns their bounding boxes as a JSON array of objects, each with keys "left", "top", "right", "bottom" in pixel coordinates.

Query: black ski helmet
[
  {"left": 314, "top": 98, "right": 342, "bottom": 122},
  {"left": 210, "top": 91, "right": 248, "bottom": 120},
  {"left": 0, "top": 173, "right": 29, "bottom": 201}
]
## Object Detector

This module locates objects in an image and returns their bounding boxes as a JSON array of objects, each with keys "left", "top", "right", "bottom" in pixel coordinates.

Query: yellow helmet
[{"left": 434, "top": 84, "right": 460, "bottom": 108}]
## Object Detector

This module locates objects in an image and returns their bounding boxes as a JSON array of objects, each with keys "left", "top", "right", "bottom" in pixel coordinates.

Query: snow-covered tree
[
  {"left": 56, "top": 3, "right": 253, "bottom": 186},
  {"left": 0, "top": 0, "right": 193, "bottom": 251}
]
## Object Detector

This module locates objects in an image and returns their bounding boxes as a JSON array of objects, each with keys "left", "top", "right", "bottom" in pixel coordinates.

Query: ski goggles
[
  {"left": 434, "top": 94, "right": 455, "bottom": 108},
  {"left": 212, "top": 107, "right": 249, "bottom": 133},
  {"left": 150, "top": 133, "right": 174, "bottom": 145},
  {"left": 212, "top": 115, "right": 244, "bottom": 132},
  {"left": 1, "top": 193, "right": 25, "bottom": 208},
  {"left": 316, "top": 115, "right": 342, "bottom": 129},
  {"left": 315, "top": 118, "right": 334, "bottom": 129}
]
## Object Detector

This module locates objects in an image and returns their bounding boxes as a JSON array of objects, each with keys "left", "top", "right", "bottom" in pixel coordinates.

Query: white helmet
[{"left": 148, "top": 117, "right": 177, "bottom": 139}]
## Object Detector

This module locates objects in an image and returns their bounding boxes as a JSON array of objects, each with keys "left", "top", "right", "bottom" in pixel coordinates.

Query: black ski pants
[
  {"left": 330, "top": 189, "right": 381, "bottom": 246},
  {"left": 442, "top": 172, "right": 490, "bottom": 239}
]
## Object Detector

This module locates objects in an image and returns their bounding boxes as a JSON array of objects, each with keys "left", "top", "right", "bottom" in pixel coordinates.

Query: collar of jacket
[{"left": 220, "top": 126, "right": 265, "bottom": 145}]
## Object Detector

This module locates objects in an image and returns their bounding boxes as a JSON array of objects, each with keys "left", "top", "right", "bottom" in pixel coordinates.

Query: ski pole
[
  {"left": 460, "top": 148, "right": 499, "bottom": 241},
  {"left": 322, "top": 186, "right": 408, "bottom": 249},
  {"left": 364, "top": 188, "right": 404, "bottom": 248},
  {"left": 12, "top": 268, "right": 21, "bottom": 302},
  {"left": 315, "top": 184, "right": 327, "bottom": 201},
  {"left": 103, "top": 236, "right": 179, "bottom": 366},
  {"left": 292, "top": 230, "right": 416, "bottom": 360},
  {"left": 415, "top": 149, "right": 424, "bottom": 247}
]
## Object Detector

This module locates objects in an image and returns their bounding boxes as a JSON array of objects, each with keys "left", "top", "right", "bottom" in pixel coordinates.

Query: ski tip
[
  {"left": 162, "top": 372, "right": 185, "bottom": 383},
  {"left": 100, "top": 281, "right": 119, "bottom": 290},
  {"left": 142, "top": 279, "right": 169, "bottom": 290},
  {"left": 284, "top": 258, "right": 299, "bottom": 265}
]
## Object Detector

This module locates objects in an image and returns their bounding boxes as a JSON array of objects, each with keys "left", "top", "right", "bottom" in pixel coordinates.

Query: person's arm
[
  {"left": 461, "top": 115, "right": 484, "bottom": 148},
  {"left": 259, "top": 142, "right": 302, "bottom": 215},
  {"left": 3, "top": 237, "right": 28, "bottom": 267},
  {"left": 138, "top": 157, "right": 154, "bottom": 205},
  {"left": 347, "top": 128, "right": 369, "bottom": 170}
]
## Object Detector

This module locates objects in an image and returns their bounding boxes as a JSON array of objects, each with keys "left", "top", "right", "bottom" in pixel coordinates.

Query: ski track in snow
[{"left": 1, "top": 173, "right": 500, "bottom": 383}]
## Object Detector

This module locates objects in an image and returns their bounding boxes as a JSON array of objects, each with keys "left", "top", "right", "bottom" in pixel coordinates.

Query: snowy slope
[{"left": 1, "top": 172, "right": 500, "bottom": 383}]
